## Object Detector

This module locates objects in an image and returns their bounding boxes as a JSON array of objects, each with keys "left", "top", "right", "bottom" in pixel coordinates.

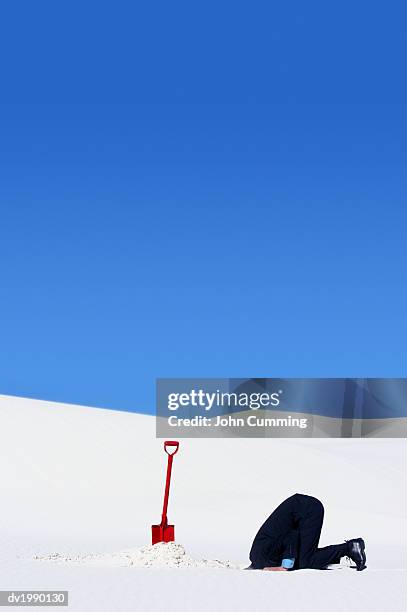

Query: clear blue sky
[{"left": 1, "top": 2, "right": 406, "bottom": 413}]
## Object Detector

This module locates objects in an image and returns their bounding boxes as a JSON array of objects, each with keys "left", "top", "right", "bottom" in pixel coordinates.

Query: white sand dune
[{"left": 0, "top": 394, "right": 406, "bottom": 611}]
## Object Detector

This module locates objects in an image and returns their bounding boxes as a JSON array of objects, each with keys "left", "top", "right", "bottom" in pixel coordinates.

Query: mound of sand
[{"left": 34, "top": 542, "right": 242, "bottom": 569}]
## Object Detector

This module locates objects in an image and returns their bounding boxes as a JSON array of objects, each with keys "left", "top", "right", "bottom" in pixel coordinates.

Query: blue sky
[{"left": 1, "top": 2, "right": 406, "bottom": 413}]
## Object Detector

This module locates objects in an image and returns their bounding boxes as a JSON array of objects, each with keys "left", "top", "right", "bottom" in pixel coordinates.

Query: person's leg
[
  {"left": 311, "top": 539, "right": 366, "bottom": 571},
  {"left": 308, "top": 543, "right": 348, "bottom": 569},
  {"left": 296, "top": 497, "right": 348, "bottom": 569},
  {"left": 296, "top": 496, "right": 325, "bottom": 568}
]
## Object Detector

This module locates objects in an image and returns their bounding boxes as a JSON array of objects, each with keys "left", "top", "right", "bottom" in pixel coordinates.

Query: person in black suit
[{"left": 249, "top": 493, "right": 366, "bottom": 571}]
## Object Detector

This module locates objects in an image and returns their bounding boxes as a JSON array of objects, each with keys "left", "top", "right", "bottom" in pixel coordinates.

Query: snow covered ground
[{"left": 0, "top": 394, "right": 406, "bottom": 611}]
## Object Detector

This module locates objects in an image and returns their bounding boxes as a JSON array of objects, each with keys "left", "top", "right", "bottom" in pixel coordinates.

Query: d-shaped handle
[{"left": 164, "top": 440, "right": 179, "bottom": 456}]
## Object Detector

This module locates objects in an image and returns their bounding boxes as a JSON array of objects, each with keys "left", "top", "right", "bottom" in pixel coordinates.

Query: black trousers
[{"left": 250, "top": 493, "right": 348, "bottom": 570}]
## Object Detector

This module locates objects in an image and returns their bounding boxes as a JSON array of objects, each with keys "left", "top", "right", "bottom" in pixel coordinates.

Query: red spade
[{"left": 152, "top": 440, "right": 179, "bottom": 545}]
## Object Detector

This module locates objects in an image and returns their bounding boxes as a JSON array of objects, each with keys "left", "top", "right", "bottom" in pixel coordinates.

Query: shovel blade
[{"left": 151, "top": 524, "right": 175, "bottom": 545}]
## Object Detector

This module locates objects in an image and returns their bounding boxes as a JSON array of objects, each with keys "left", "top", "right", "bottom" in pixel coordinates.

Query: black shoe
[{"left": 346, "top": 538, "right": 367, "bottom": 571}]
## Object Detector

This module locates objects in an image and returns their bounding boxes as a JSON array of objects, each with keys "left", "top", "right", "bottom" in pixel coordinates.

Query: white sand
[{"left": 1, "top": 394, "right": 406, "bottom": 612}]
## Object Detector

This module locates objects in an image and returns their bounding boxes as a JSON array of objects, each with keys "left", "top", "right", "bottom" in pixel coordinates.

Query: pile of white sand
[{"left": 33, "top": 542, "right": 242, "bottom": 570}]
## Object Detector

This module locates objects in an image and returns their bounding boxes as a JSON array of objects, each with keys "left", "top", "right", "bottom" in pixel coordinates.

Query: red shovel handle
[
  {"left": 161, "top": 441, "right": 179, "bottom": 526},
  {"left": 164, "top": 440, "right": 179, "bottom": 455}
]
